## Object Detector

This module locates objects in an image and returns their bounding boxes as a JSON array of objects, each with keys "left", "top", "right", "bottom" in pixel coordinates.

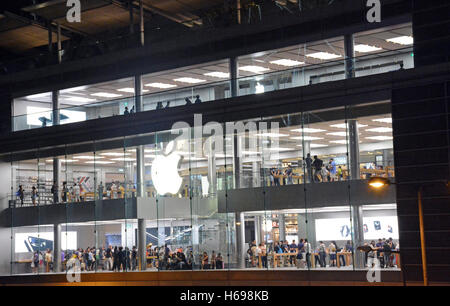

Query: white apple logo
[{"left": 151, "top": 141, "right": 182, "bottom": 195}]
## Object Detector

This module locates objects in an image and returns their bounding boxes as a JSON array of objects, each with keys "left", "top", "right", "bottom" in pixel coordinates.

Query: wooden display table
[
  {"left": 272, "top": 252, "right": 298, "bottom": 268},
  {"left": 336, "top": 252, "right": 352, "bottom": 267}
]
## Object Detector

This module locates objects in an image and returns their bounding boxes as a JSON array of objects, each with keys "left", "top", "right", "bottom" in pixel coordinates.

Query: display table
[
  {"left": 336, "top": 252, "right": 352, "bottom": 267},
  {"left": 272, "top": 252, "right": 298, "bottom": 268}
]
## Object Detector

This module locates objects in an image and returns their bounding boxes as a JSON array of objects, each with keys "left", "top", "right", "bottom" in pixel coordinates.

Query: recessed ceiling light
[
  {"left": 306, "top": 52, "right": 341, "bottom": 60},
  {"left": 327, "top": 132, "right": 348, "bottom": 137},
  {"left": 145, "top": 82, "right": 177, "bottom": 89},
  {"left": 267, "top": 147, "right": 294, "bottom": 152},
  {"left": 386, "top": 36, "right": 413, "bottom": 45},
  {"left": 204, "top": 72, "right": 230, "bottom": 78},
  {"left": 372, "top": 118, "right": 392, "bottom": 123},
  {"left": 329, "top": 140, "right": 348, "bottom": 144},
  {"left": 65, "top": 96, "right": 97, "bottom": 103},
  {"left": 366, "top": 127, "right": 393, "bottom": 133},
  {"left": 291, "top": 136, "right": 324, "bottom": 141},
  {"left": 310, "top": 144, "right": 328, "bottom": 148},
  {"left": 239, "top": 65, "right": 270, "bottom": 74},
  {"left": 100, "top": 152, "right": 131, "bottom": 156},
  {"left": 110, "top": 157, "right": 136, "bottom": 162},
  {"left": 291, "top": 128, "right": 326, "bottom": 133},
  {"left": 74, "top": 156, "right": 104, "bottom": 160},
  {"left": 366, "top": 136, "right": 393, "bottom": 141},
  {"left": 26, "top": 93, "right": 51, "bottom": 100},
  {"left": 330, "top": 123, "right": 368, "bottom": 129},
  {"left": 354, "top": 44, "right": 383, "bottom": 53},
  {"left": 259, "top": 132, "right": 289, "bottom": 138},
  {"left": 270, "top": 59, "right": 305, "bottom": 67},
  {"left": 173, "top": 77, "right": 206, "bottom": 84},
  {"left": 117, "top": 88, "right": 149, "bottom": 93},
  {"left": 91, "top": 92, "right": 123, "bottom": 98},
  {"left": 60, "top": 86, "right": 87, "bottom": 93},
  {"left": 85, "top": 161, "right": 115, "bottom": 164}
]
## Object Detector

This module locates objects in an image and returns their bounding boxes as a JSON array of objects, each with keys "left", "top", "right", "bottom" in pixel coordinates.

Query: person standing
[
  {"left": 51, "top": 181, "right": 58, "bottom": 204},
  {"left": 329, "top": 158, "right": 337, "bottom": 182},
  {"left": 318, "top": 241, "right": 327, "bottom": 267},
  {"left": 194, "top": 95, "right": 202, "bottom": 104},
  {"left": 304, "top": 239, "right": 312, "bottom": 268},
  {"left": 45, "top": 249, "right": 53, "bottom": 272},
  {"left": 97, "top": 182, "right": 104, "bottom": 200},
  {"left": 328, "top": 241, "right": 337, "bottom": 267},
  {"left": 131, "top": 246, "right": 137, "bottom": 271},
  {"left": 73, "top": 183, "right": 80, "bottom": 202},
  {"left": 17, "top": 185, "right": 24, "bottom": 206},
  {"left": 285, "top": 165, "right": 294, "bottom": 185},
  {"left": 312, "top": 155, "right": 323, "bottom": 182},
  {"left": 62, "top": 182, "right": 68, "bottom": 203},
  {"left": 31, "top": 186, "right": 38, "bottom": 206}
]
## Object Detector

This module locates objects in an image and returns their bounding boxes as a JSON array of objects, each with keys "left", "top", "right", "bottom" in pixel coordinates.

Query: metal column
[
  {"left": 229, "top": 57, "right": 239, "bottom": 98},
  {"left": 207, "top": 141, "right": 217, "bottom": 194},
  {"left": 233, "top": 135, "right": 242, "bottom": 189},
  {"left": 53, "top": 224, "right": 61, "bottom": 272},
  {"left": 235, "top": 212, "right": 246, "bottom": 268},
  {"left": 136, "top": 146, "right": 145, "bottom": 197},
  {"left": 138, "top": 218, "right": 146, "bottom": 271},
  {"left": 344, "top": 34, "right": 355, "bottom": 79},
  {"left": 279, "top": 214, "right": 286, "bottom": 242},
  {"left": 348, "top": 119, "right": 360, "bottom": 180},
  {"left": 351, "top": 205, "right": 365, "bottom": 268}
]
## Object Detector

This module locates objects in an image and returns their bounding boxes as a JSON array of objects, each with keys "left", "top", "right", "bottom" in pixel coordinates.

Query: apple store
[{"left": 0, "top": 98, "right": 400, "bottom": 275}]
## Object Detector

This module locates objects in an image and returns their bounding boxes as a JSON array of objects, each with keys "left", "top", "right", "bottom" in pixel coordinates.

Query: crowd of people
[{"left": 123, "top": 95, "right": 203, "bottom": 115}]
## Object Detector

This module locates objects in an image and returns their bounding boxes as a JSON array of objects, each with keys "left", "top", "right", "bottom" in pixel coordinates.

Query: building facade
[{"left": 0, "top": 0, "right": 448, "bottom": 285}]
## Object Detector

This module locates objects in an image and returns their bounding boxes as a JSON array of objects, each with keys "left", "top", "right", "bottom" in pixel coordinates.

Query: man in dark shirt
[
  {"left": 312, "top": 155, "right": 323, "bottom": 182},
  {"left": 305, "top": 153, "right": 313, "bottom": 183}
]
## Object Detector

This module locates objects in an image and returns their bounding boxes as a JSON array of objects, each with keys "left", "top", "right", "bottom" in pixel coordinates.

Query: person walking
[
  {"left": 312, "top": 155, "right": 323, "bottom": 182},
  {"left": 51, "top": 181, "right": 58, "bottom": 204},
  {"left": 305, "top": 153, "right": 313, "bottom": 183},
  {"left": 31, "top": 186, "right": 38, "bottom": 206},
  {"left": 17, "top": 185, "right": 24, "bottom": 206}
]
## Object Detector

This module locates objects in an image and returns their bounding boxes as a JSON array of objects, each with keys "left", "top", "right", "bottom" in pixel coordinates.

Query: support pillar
[
  {"left": 53, "top": 224, "right": 61, "bottom": 272},
  {"left": 303, "top": 141, "right": 311, "bottom": 183},
  {"left": 279, "top": 214, "right": 286, "bottom": 242},
  {"left": 235, "top": 212, "right": 245, "bottom": 268},
  {"left": 351, "top": 205, "right": 365, "bottom": 268},
  {"left": 233, "top": 135, "right": 242, "bottom": 189},
  {"left": 229, "top": 57, "right": 239, "bottom": 98},
  {"left": 348, "top": 119, "right": 360, "bottom": 180},
  {"left": 52, "top": 158, "right": 60, "bottom": 204},
  {"left": 207, "top": 143, "right": 217, "bottom": 194},
  {"left": 252, "top": 161, "right": 260, "bottom": 187},
  {"left": 138, "top": 218, "right": 146, "bottom": 271},
  {"left": 139, "top": 0, "right": 144, "bottom": 47},
  {"left": 344, "top": 34, "right": 355, "bottom": 79},
  {"left": 136, "top": 146, "right": 145, "bottom": 197}
]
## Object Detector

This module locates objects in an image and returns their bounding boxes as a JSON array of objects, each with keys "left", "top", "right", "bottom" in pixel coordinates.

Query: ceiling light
[
  {"left": 354, "top": 44, "right": 383, "bottom": 53},
  {"left": 173, "top": 77, "right": 206, "bottom": 84},
  {"left": 372, "top": 118, "right": 392, "bottom": 123},
  {"left": 239, "top": 65, "right": 270, "bottom": 74},
  {"left": 327, "top": 132, "right": 348, "bottom": 137},
  {"left": 243, "top": 151, "right": 260, "bottom": 155},
  {"left": 117, "top": 88, "right": 149, "bottom": 93},
  {"left": 65, "top": 96, "right": 97, "bottom": 103},
  {"left": 270, "top": 59, "right": 305, "bottom": 67},
  {"left": 310, "top": 144, "right": 328, "bottom": 148},
  {"left": 26, "top": 93, "right": 51, "bottom": 100},
  {"left": 145, "top": 83, "right": 177, "bottom": 89},
  {"left": 386, "top": 36, "right": 413, "bottom": 45},
  {"left": 330, "top": 123, "right": 368, "bottom": 129},
  {"left": 60, "top": 86, "right": 87, "bottom": 93},
  {"left": 366, "top": 136, "right": 393, "bottom": 141},
  {"left": 204, "top": 72, "right": 230, "bottom": 78},
  {"left": 291, "top": 128, "right": 326, "bottom": 133},
  {"left": 366, "top": 127, "right": 393, "bottom": 133},
  {"left": 267, "top": 147, "right": 294, "bottom": 152},
  {"left": 85, "top": 161, "right": 115, "bottom": 164},
  {"left": 91, "top": 92, "right": 123, "bottom": 98},
  {"left": 306, "top": 52, "right": 341, "bottom": 60},
  {"left": 291, "top": 136, "right": 324, "bottom": 141},
  {"left": 100, "top": 152, "right": 131, "bottom": 157},
  {"left": 110, "top": 157, "right": 136, "bottom": 162},
  {"left": 329, "top": 140, "right": 348, "bottom": 144},
  {"left": 74, "top": 156, "right": 103, "bottom": 160}
]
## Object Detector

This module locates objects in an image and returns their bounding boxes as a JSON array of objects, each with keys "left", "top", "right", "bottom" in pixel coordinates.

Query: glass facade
[
  {"left": 2, "top": 100, "right": 400, "bottom": 275},
  {"left": 12, "top": 24, "right": 413, "bottom": 132}
]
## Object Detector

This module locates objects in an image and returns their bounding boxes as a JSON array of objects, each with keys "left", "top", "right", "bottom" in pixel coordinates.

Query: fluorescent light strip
[
  {"left": 330, "top": 123, "right": 368, "bottom": 129},
  {"left": 354, "top": 44, "right": 382, "bottom": 53},
  {"left": 366, "top": 127, "right": 392, "bottom": 133},
  {"left": 366, "top": 136, "right": 393, "bottom": 141},
  {"left": 239, "top": 65, "right": 270, "bottom": 74},
  {"left": 386, "top": 36, "right": 413, "bottom": 45},
  {"left": 291, "top": 128, "right": 326, "bottom": 133},
  {"left": 110, "top": 158, "right": 136, "bottom": 162},
  {"left": 100, "top": 152, "right": 131, "bottom": 156},
  {"left": 204, "top": 72, "right": 230, "bottom": 78},
  {"left": 65, "top": 96, "right": 97, "bottom": 103},
  {"left": 173, "top": 77, "right": 206, "bottom": 84},
  {"left": 270, "top": 59, "right": 305, "bottom": 67},
  {"left": 91, "top": 92, "right": 123, "bottom": 98},
  {"left": 74, "top": 156, "right": 103, "bottom": 160},
  {"left": 85, "top": 161, "right": 115, "bottom": 164},
  {"left": 117, "top": 88, "right": 149, "bottom": 93},
  {"left": 145, "top": 83, "right": 177, "bottom": 89},
  {"left": 372, "top": 118, "right": 392, "bottom": 123},
  {"left": 259, "top": 133, "right": 289, "bottom": 138},
  {"left": 46, "top": 159, "right": 78, "bottom": 163},
  {"left": 291, "top": 136, "right": 324, "bottom": 141},
  {"left": 306, "top": 52, "right": 341, "bottom": 60}
]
